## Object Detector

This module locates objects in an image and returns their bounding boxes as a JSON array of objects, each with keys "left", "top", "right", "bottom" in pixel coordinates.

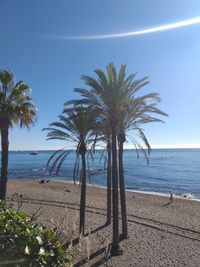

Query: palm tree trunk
[
  {"left": 118, "top": 138, "right": 128, "bottom": 238},
  {"left": 79, "top": 151, "right": 86, "bottom": 234},
  {"left": 0, "top": 127, "right": 9, "bottom": 200},
  {"left": 111, "top": 123, "right": 121, "bottom": 255},
  {"left": 106, "top": 145, "right": 112, "bottom": 225}
]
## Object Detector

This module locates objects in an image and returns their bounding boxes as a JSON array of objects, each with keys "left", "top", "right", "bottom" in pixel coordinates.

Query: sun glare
[{"left": 60, "top": 16, "right": 200, "bottom": 40}]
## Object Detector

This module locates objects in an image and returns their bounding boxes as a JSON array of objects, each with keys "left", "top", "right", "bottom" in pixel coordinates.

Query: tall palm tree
[
  {"left": 0, "top": 70, "right": 37, "bottom": 200},
  {"left": 68, "top": 63, "right": 132, "bottom": 254},
  {"left": 43, "top": 106, "right": 98, "bottom": 234},
  {"left": 67, "top": 63, "right": 167, "bottom": 254},
  {"left": 117, "top": 93, "right": 168, "bottom": 238}
]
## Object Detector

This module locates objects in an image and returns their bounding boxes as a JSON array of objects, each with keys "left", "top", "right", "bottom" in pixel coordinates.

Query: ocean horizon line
[{"left": 7, "top": 147, "right": 200, "bottom": 152}]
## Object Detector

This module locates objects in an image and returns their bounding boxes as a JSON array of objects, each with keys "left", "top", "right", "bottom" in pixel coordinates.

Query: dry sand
[{"left": 6, "top": 179, "right": 200, "bottom": 267}]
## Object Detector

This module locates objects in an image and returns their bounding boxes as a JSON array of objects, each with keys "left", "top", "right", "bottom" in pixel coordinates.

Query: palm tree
[
  {"left": 69, "top": 63, "right": 132, "bottom": 255},
  {"left": 117, "top": 93, "right": 168, "bottom": 238},
  {"left": 0, "top": 70, "right": 37, "bottom": 200},
  {"left": 43, "top": 106, "right": 98, "bottom": 234},
  {"left": 67, "top": 63, "right": 167, "bottom": 254}
]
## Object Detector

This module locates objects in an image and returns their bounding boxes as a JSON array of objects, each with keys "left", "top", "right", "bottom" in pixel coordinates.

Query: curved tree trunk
[
  {"left": 118, "top": 137, "right": 128, "bottom": 238},
  {"left": 79, "top": 152, "right": 86, "bottom": 234},
  {"left": 0, "top": 127, "right": 9, "bottom": 200},
  {"left": 111, "top": 123, "right": 121, "bottom": 255},
  {"left": 106, "top": 144, "right": 112, "bottom": 225}
]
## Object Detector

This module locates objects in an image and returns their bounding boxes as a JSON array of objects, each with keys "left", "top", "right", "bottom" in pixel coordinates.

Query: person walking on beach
[{"left": 169, "top": 191, "right": 173, "bottom": 203}]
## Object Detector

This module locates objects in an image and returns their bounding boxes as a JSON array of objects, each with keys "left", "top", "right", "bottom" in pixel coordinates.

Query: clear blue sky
[{"left": 1, "top": 0, "right": 200, "bottom": 150}]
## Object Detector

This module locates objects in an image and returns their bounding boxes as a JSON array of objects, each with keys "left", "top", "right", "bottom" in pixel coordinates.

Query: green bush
[{"left": 0, "top": 201, "right": 71, "bottom": 267}]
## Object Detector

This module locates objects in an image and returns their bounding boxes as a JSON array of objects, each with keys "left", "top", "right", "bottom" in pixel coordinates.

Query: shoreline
[{"left": 11, "top": 177, "right": 200, "bottom": 202}]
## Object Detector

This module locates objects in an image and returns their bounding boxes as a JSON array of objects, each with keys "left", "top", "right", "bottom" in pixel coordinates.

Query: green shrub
[{"left": 0, "top": 201, "right": 71, "bottom": 267}]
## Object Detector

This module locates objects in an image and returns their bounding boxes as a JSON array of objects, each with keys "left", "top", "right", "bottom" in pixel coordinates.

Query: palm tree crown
[
  {"left": 0, "top": 70, "right": 37, "bottom": 129},
  {"left": 43, "top": 106, "right": 98, "bottom": 177}
]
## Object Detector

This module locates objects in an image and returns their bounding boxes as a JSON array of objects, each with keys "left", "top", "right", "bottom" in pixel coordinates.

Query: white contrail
[{"left": 59, "top": 17, "right": 200, "bottom": 40}]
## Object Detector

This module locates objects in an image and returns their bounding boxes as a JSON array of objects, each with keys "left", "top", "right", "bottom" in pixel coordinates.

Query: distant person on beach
[{"left": 169, "top": 191, "right": 173, "bottom": 203}]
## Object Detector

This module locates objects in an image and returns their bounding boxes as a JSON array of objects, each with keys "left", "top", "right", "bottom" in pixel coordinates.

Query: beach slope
[{"left": 6, "top": 180, "right": 200, "bottom": 267}]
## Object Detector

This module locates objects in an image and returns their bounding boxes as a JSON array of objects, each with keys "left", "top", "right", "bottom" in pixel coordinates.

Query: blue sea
[{"left": 6, "top": 149, "right": 200, "bottom": 200}]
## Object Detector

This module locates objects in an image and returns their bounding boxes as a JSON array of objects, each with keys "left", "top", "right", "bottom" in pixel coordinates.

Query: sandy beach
[{"left": 6, "top": 179, "right": 200, "bottom": 267}]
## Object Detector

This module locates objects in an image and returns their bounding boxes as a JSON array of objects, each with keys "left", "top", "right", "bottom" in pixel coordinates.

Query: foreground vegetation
[{"left": 0, "top": 201, "right": 71, "bottom": 267}]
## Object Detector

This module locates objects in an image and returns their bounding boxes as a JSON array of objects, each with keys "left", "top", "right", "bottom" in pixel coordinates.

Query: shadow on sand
[{"left": 7, "top": 196, "right": 200, "bottom": 266}]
